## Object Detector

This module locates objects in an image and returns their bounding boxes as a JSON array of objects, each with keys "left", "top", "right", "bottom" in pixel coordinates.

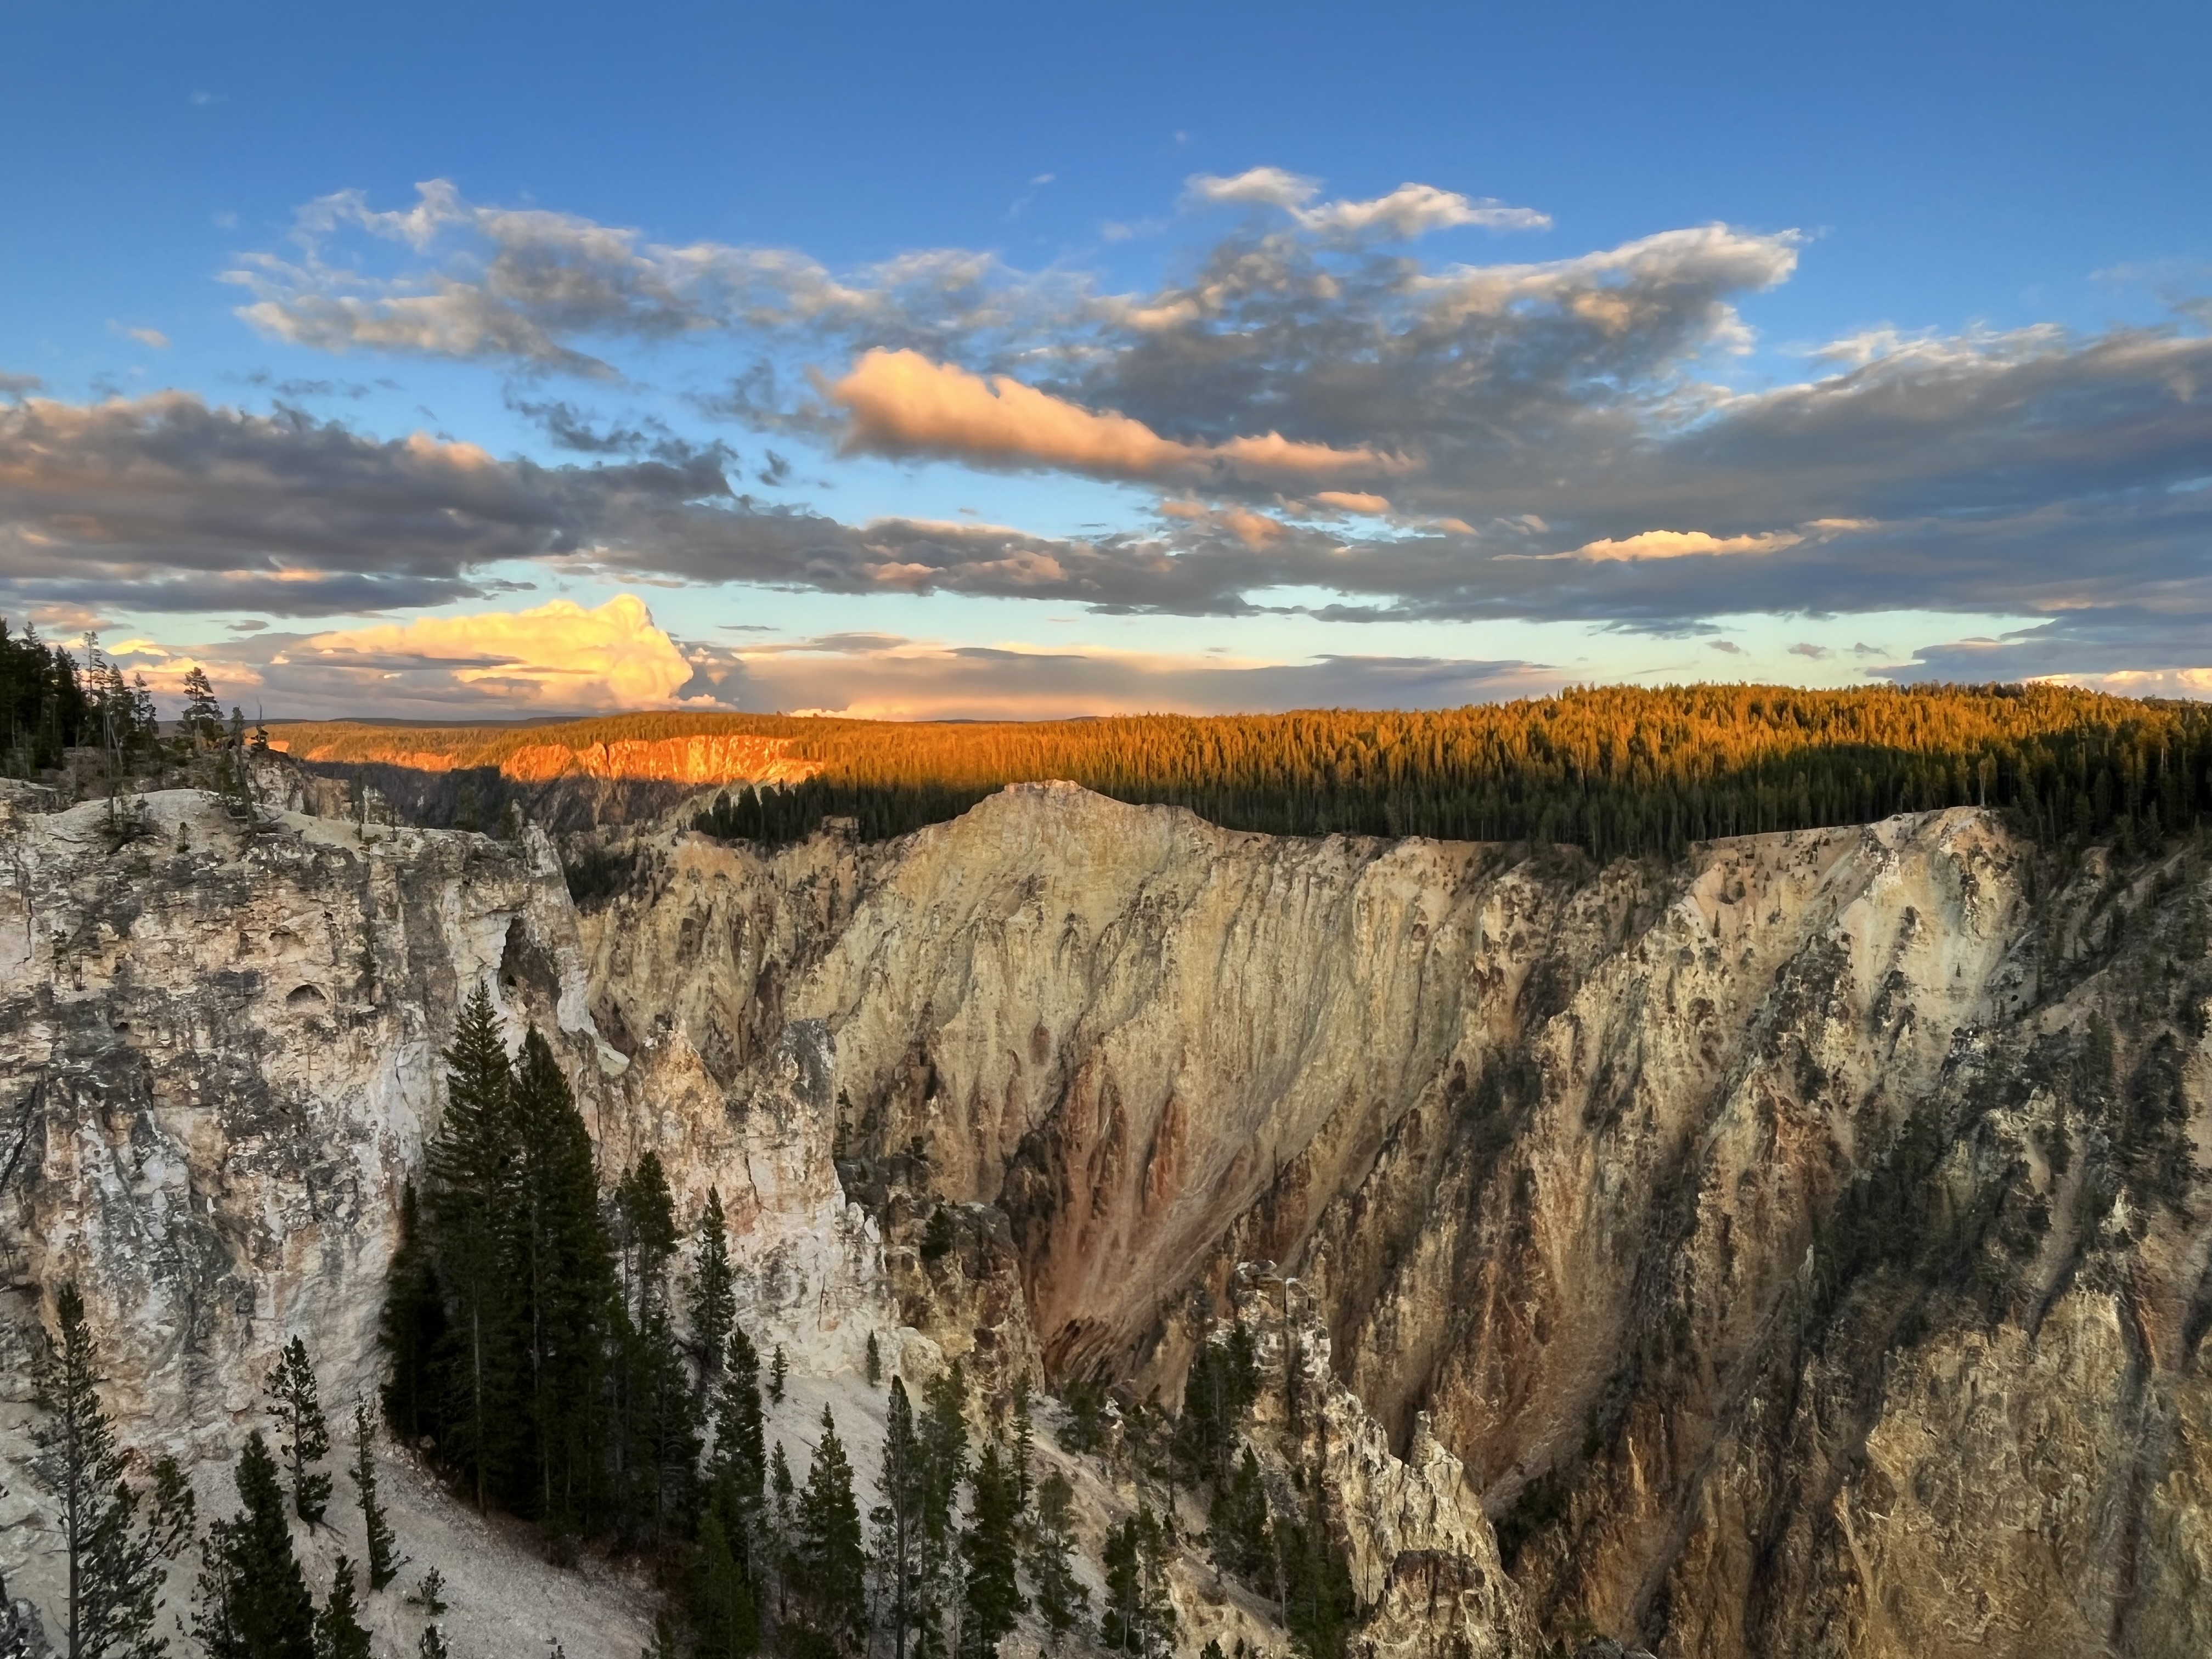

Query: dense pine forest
[{"left": 277, "top": 684, "right": 2212, "bottom": 859}]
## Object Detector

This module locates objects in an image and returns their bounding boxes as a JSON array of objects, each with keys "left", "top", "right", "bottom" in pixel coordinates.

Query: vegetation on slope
[{"left": 288, "top": 684, "right": 2212, "bottom": 856}]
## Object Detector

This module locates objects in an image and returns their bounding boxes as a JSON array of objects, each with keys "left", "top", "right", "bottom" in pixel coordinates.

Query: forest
[{"left": 273, "top": 684, "right": 2212, "bottom": 859}]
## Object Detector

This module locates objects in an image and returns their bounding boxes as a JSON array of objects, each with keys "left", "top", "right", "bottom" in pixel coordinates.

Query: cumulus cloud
[
  {"left": 827, "top": 348, "right": 1409, "bottom": 484},
  {"left": 286, "top": 593, "right": 692, "bottom": 707},
  {"left": 123, "top": 326, "right": 172, "bottom": 349}
]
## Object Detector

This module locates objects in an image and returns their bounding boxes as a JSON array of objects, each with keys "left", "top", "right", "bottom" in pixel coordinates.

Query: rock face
[
  {"left": 3, "top": 776, "right": 2209, "bottom": 1656},
  {"left": 580, "top": 783, "right": 2212, "bottom": 1657}
]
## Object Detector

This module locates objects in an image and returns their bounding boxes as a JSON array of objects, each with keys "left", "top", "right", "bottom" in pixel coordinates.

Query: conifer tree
[
  {"left": 910, "top": 1361, "right": 969, "bottom": 1659},
  {"left": 794, "top": 1408, "right": 867, "bottom": 1654},
  {"left": 179, "top": 667, "right": 223, "bottom": 750},
  {"left": 769, "top": 1443, "right": 793, "bottom": 1524},
  {"left": 267, "top": 1338, "right": 334, "bottom": 1523},
  {"left": 195, "top": 1431, "right": 317, "bottom": 1659},
  {"left": 688, "top": 1189, "right": 736, "bottom": 1374},
  {"left": 27, "top": 1283, "right": 184, "bottom": 1659},
  {"left": 871, "top": 1378, "right": 925, "bottom": 1659},
  {"left": 507, "top": 1026, "right": 618, "bottom": 1533},
  {"left": 314, "top": 1559, "right": 372, "bottom": 1659},
  {"left": 768, "top": 1346, "right": 787, "bottom": 1405},
  {"left": 1009, "top": 1382, "right": 1034, "bottom": 1514},
  {"left": 349, "top": 1403, "right": 399, "bottom": 1591},
  {"left": 1024, "top": 1471, "right": 1087, "bottom": 1650},
  {"left": 957, "top": 1441, "right": 1026, "bottom": 1659},
  {"left": 1208, "top": 1446, "right": 1271, "bottom": 1585},
  {"left": 709, "top": 1325, "right": 766, "bottom": 1504},
  {"left": 614, "top": 1153, "right": 679, "bottom": 1324},
  {"left": 686, "top": 1507, "right": 758, "bottom": 1659},
  {"left": 379, "top": 1180, "right": 446, "bottom": 1443},
  {"left": 865, "top": 1331, "right": 882, "bottom": 1388},
  {"left": 1277, "top": 1488, "right": 1356, "bottom": 1659},
  {"left": 630, "top": 1293, "right": 701, "bottom": 1548},
  {"left": 1098, "top": 1508, "right": 1173, "bottom": 1659},
  {"left": 426, "top": 985, "right": 518, "bottom": 1512},
  {"left": 417, "top": 1627, "right": 450, "bottom": 1659}
]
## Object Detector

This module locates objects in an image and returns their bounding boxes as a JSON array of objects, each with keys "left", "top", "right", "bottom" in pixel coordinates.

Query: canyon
[{"left": 2, "top": 768, "right": 2208, "bottom": 1657}]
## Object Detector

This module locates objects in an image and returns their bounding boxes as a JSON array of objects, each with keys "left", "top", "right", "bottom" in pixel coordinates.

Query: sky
[{"left": 2, "top": 0, "right": 2209, "bottom": 721}]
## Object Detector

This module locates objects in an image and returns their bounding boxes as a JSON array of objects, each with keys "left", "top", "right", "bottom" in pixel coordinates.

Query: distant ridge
[{"left": 269, "top": 685, "right": 2212, "bottom": 857}]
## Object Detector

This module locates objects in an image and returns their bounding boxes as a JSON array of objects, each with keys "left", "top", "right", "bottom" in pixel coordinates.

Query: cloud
[
  {"left": 123, "top": 326, "right": 172, "bottom": 349},
  {"left": 52, "top": 172, "right": 2212, "bottom": 655},
  {"left": 2032, "top": 667, "right": 2212, "bottom": 698},
  {"left": 680, "top": 630, "right": 1562, "bottom": 721},
  {"left": 0, "top": 390, "right": 622, "bottom": 614},
  {"left": 0, "top": 373, "right": 39, "bottom": 401},
  {"left": 826, "top": 348, "right": 1409, "bottom": 485},
  {"left": 286, "top": 594, "right": 692, "bottom": 708},
  {"left": 1184, "top": 169, "right": 1549, "bottom": 239},
  {"left": 1565, "top": 528, "right": 1803, "bottom": 562},
  {"left": 1310, "top": 492, "right": 1391, "bottom": 515}
]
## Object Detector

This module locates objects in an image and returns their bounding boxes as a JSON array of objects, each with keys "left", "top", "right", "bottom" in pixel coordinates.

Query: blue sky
[{"left": 3, "top": 0, "right": 2208, "bottom": 719}]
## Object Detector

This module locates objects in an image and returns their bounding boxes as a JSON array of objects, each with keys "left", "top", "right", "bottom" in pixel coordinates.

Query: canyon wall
[
  {"left": 3, "top": 774, "right": 2208, "bottom": 1656},
  {"left": 580, "top": 782, "right": 2212, "bottom": 1657}
]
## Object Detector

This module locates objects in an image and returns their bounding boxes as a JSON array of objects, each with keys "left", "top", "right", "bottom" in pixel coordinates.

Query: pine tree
[
  {"left": 426, "top": 985, "right": 518, "bottom": 1512},
  {"left": 349, "top": 1404, "right": 399, "bottom": 1590},
  {"left": 379, "top": 1180, "right": 446, "bottom": 1444},
  {"left": 1278, "top": 1489, "right": 1356, "bottom": 1659},
  {"left": 507, "top": 1026, "right": 618, "bottom": 1534},
  {"left": 686, "top": 1507, "right": 758, "bottom": 1659},
  {"left": 314, "top": 1559, "right": 372, "bottom": 1659},
  {"left": 1009, "top": 1383, "right": 1034, "bottom": 1514},
  {"left": 865, "top": 1331, "right": 883, "bottom": 1389},
  {"left": 267, "top": 1338, "right": 334, "bottom": 1523},
  {"left": 195, "top": 1431, "right": 318, "bottom": 1659},
  {"left": 871, "top": 1378, "right": 925, "bottom": 1659},
  {"left": 957, "top": 1441, "right": 1026, "bottom": 1659},
  {"left": 630, "top": 1294, "right": 701, "bottom": 1548},
  {"left": 795, "top": 1408, "right": 867, "bottom": 1654},
  {"left": 689, "top": 1189, "right": 736, "bottom": 1374},
  {"left": 768, "top": 1346, "right": 787, "bottom": 1405},
  {"left": 1098, "top": 1508, "right": 1173, "bottom": 1659},
  {"left": 709, "top": 1326, "right": 766, "bottom": 1504},
  {"left": 27, "top": 1283, "right": 180, "bottom": 1659},
  {"left": 179, "top": 667, "right": 223, "bottom": 749},
  {"left": 614, "top": 1153, "right": 679, "bottom": 1323},
  {"left": 1207, "top": 1446, "right": 1271, "bottom": 1585},
  {"left": 417, "top": 1627, "right": 450, "bottom": 1659},
  {"left": 910, "top": 1361, "right": 969, "bottom": 1659},
  {"left": 769, "top": 1443, "right": 793, "bottom": 1524},
  {"left": 1024, "top": 1470, "right": 1088, "bottom": 1650}
]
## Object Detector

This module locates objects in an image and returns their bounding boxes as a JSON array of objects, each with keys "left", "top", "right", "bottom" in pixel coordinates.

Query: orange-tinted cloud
[
  {"left": 290, "top": 593, "right": 692, "bottom": 707},
  {"left": 1568, "top": 528, "right": 1803, "bottom": 562},
  {"left": 827, "top": 349, "right": 1409, "bottom": 486},
  {"left": 1310, "top": 490, "right": 1391, "bottom": 515}
]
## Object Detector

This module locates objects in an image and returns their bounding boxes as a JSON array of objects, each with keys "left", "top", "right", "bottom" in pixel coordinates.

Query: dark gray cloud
[{"left": 11, "top": 383, "right": 2212, "bottom": 660}]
